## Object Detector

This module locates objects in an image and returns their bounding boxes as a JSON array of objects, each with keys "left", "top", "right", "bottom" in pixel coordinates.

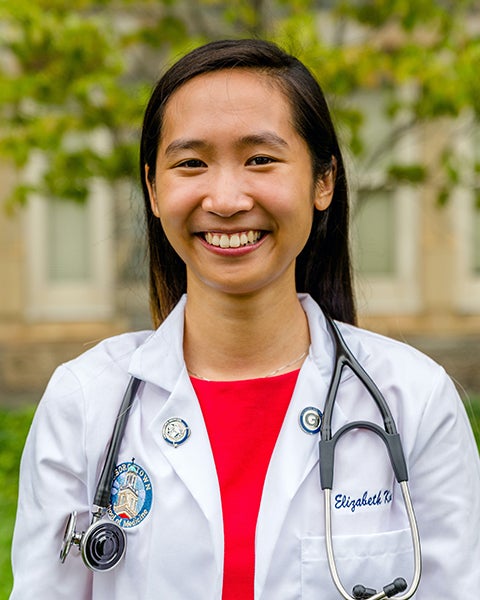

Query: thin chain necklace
[{"left": 188, "top": 348, "right": 309, "bottom": 381}]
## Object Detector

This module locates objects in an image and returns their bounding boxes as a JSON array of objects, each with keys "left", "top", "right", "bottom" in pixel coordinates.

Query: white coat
[{"left": 10, "top": 295, "right": 480, "bottom": 599}]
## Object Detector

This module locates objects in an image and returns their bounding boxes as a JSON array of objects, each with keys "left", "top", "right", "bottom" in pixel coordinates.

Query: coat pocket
[{"left": 301, "top": 528, "right": 414, "bottom": 599}]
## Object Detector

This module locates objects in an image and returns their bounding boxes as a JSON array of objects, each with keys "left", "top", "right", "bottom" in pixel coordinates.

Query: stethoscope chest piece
[
  {"left": 60, "top": 510, "right": 80, "bottom": 564},
  {"left": 60, "top": 510, "right": 127, "bottom": 572}
]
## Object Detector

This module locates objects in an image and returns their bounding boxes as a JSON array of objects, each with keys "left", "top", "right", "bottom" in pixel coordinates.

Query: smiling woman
[
  {"left": 10, "top": 39, "right": 480, "bottom": 600},
  {"left": 144, "top": 68, "right": 335, "bottom": 340}
]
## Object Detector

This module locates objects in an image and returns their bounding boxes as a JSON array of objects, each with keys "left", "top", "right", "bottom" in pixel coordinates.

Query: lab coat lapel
[
  {"left": 148, "top": 372, "right": 223, "bottom": 572},
  {"left": 255, "top": 296, "right": 355, "bottom": 594},
  {"left": 128, "top": 296, "right": 223, "bottom": 574},
  {"left": 255, "top": 358, "right": 330, "bottom": 593}
]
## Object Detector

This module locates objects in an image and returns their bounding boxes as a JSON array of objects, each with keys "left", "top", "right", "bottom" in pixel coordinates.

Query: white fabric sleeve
[
  {"left": 408, "top": 369, "right": 480, "bottom": 597},
  {"left": 10, "top": 365, "right": 93, "bottom": 599}
]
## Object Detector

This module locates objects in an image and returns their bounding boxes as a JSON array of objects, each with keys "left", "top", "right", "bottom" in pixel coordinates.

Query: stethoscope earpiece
[{"left": 60, "top": 510, "right": 126, "bottom": 572}]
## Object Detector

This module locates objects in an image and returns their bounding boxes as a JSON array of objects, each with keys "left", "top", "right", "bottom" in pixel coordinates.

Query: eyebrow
[
  {"left": 163, "top": 131, "right": 289, "bottom": 157},
  {"left": 236, "top": 132, "right": 289, "bottom": 150},
  {"left": 163, "top": 138, "right": 208, "bottom": 157}
]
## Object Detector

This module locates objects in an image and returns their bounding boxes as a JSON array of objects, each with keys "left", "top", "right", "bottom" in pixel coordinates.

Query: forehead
[{"left": 159, "top": 69, "right": 296, "bottom": 144}]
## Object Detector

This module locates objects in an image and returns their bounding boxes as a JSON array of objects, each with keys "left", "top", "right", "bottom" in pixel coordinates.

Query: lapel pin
[
  {"left": 162, "top": 417, "right": 191, "bottom": 447},
  {"left": 299, "top": 406, "right": 322, "bottom": 435}
]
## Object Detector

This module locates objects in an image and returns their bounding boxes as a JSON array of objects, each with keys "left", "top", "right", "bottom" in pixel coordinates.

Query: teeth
[{"left": 204, "top": 230, "right": 261, "bottom": 249}]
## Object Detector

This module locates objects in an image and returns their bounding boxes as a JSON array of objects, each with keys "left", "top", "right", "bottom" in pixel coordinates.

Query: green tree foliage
[
  {"left": 0, "top": 0, "right": 193, "bottom": 207},
  {"left": 1, "top": 0, "right": 479, "bottom": 208}
]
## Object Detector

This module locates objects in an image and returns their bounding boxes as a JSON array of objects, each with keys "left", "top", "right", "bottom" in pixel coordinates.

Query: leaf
[
  {"left": 437, "top": 187, "right": 450, "bottom": 206},
  {"left": 387, "top": 164, "right": 427, "bottom": 184}
]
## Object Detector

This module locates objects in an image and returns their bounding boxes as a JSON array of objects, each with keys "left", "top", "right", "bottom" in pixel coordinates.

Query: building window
[
  {"left": 474, "top": 207, "right": 480, "bottom": 274},
  {"left": 47, "top": 198, "right": 92, "bottom": 283},
  {"left": 452, "top": 121, "right": 480, "bottom": 314},
  {"left": 354, "top": 190, "right": 396, "bottom": 276},
  {"left": 25, "top": 176, "right": 114, "bottom": 321},
  {"left": 349, "top": 92, "right": 420, "bottom": 315}
]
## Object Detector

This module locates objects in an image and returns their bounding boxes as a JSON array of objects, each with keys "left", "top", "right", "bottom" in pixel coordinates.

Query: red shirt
[{"left": 191, "top": 370, "right": 300, "bottom": 599}]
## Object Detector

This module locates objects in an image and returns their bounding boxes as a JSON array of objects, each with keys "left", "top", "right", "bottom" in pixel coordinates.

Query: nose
[{"left": 201, "top": 169, "right": 254, "bottom": 217}]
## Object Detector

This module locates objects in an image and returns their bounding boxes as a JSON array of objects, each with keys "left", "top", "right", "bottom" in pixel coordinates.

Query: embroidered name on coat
[{"left": 334, "top": 489, "right": 393, "bottom": 513}]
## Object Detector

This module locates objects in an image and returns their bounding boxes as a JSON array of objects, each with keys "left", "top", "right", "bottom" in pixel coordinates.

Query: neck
[{"left": 183, "top": 280, "right": 310, "bottom": 381}]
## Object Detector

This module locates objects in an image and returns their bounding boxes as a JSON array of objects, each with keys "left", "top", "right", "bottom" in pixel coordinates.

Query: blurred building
[
  {"left": 0, "top": 6, "right": 479, "bottom": 402},
  {"left": 0, "top": 126, "right": 479, "bottom": 403}
]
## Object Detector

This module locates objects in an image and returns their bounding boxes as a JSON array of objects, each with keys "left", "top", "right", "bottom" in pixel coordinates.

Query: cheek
[
  {"left": 157, "top": 209, "right": 186, "bottom": 244},
  {"left": 154, "top": 184, "right": 191, "bottom": 228}
]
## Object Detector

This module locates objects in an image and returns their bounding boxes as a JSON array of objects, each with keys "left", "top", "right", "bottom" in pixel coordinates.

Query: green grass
[
  {"left": 466, "top": 395, "right": 480, "bottom": 450},
  {"left": 0, "top": 405, "right": 35, "bottom": 599},
  {"left": 0, "top": 398, "right": 479, "bottom": 598}
]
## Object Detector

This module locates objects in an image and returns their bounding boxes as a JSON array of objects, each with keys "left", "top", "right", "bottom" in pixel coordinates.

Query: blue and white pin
[
  {"left": 162, "top": 417, "right": 191, "bottom": 447},
  {"left": 108, "top": 460, "right": 153, "bottom": 528},
  {"left": 299, "top": 406, "right": 322, "bottom": 434}
]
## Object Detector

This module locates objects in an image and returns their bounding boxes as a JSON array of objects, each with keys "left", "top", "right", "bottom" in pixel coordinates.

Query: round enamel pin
[
  {"left": 107, "top": 461, "right": 153, "bottom": 529},
  {"left": 162, "top": 417, "right": 191, "bottom": 447},
  {"left": 299, "top": 406, "right": 322, "bottom": 434}
]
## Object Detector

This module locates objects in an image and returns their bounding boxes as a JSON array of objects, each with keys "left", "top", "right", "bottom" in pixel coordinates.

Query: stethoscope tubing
[
  {"left": 93, "top": 376, "right": 142, "bottom": 511},
  {"left": 321, "top": 316, "right": 422, "bottom": 599},
  {"left": 60, "top": 376, "right": 142, "bottom": 570},
  {"left": 324, "top": 482, "right": 421, "bottom": 600}
]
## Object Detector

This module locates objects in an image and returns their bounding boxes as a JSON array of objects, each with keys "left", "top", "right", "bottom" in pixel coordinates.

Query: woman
[{"left": 11, "top": 39, "right": 480, "bottom": 599}]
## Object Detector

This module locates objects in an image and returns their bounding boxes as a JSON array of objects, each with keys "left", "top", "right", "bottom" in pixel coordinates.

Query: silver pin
[
  {"left": 162, "top": 417, "right": 191, "bottom": 447},
  {"left": 299, "top": 407, "right": 322, "bottom": 434}
]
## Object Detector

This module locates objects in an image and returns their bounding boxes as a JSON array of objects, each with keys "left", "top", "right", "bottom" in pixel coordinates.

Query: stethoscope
[
  {"left": 60, "top": 316, "right": 422, "bottom": 598},
  {"left": 60, "top": 376, "right": 142, "bottom": 571},
  {"left": 321, "top": 316, "right": 421, "bottom": 599}
]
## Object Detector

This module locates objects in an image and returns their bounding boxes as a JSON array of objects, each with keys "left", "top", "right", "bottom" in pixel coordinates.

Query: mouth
[{"left": 203, "top": 230, "right": 263, "bottom": 249}]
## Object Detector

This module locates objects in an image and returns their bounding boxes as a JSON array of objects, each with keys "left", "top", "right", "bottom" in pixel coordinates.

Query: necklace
[{"left": 188, "top": 348, "right": 309, "bottom": 381}]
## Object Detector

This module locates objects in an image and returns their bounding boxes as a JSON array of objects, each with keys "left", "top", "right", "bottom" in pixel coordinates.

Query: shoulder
[
  {"left": 302, "top": 294, "right": 444, "bottom": 381},
  {"left": 336, "top": 321, "right": 449, "bottom": 398},
  {"left": 340, "top": 322, "right": 441, "bottom": 373},
  {"left": 65, "top": 329, "right": 154, "bottom": 382},
  {"left": 40, "top": 330, "right": 154, "bottom": 405},
  {"left": 335, "top": 322, "right": 463, "bottom": 432},
  {"left": 29, "top": 330, "right": 157, "bottom": 461}
]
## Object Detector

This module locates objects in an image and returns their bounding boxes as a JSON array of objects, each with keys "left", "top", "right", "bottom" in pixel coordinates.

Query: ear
[
  {"left": 145, "top": 164, "right": 160, "bottom": 218},
  {"left": 313, "top": 156, "right": 336, "bottom": 212}
]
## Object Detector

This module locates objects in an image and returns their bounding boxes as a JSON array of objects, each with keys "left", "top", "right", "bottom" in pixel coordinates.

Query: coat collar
[
  {"left": 128, "top": 296, "right": 224, "bottom": 583},
  {"left": 126, "top": 293, "right": 372, "bottom": 594},
  {"left": 128, "top": 295, "right": 187, "bottom": 391},
  {"left": 128, "top": 293, "right": 371, "bottom": 389}
]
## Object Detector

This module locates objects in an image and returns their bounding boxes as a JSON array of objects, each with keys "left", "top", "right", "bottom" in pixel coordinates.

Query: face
[{"left": 146, "top": 69, "right": 334, "bottom": 299}]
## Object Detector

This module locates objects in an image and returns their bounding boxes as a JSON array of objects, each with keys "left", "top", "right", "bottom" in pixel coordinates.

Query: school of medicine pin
[
  {"left": 299, "top": 406, "right": 322, "bottom": 434},
  {"left": 107, "top": 461, "right": 153, "bottom": 528},
  {"left": 162, "top": 417, "right": 191, "bottom": 447}
]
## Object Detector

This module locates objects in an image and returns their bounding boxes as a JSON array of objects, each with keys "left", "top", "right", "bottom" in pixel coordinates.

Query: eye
[
  {"left": 247, "top": 155, "right": 276, "bottom": 166},
  {"left": 175, "top": 159, "right": 207, "bottom": 168}
]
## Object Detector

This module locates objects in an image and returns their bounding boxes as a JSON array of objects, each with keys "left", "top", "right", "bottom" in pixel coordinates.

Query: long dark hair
[{"left": 140, "top": 39, "right": 356, "bottom": 326}]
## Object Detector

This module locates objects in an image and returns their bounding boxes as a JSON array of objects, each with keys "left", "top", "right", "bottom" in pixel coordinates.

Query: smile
[{"left": 204, "top": 230, "right": 262, "bottom": 249}]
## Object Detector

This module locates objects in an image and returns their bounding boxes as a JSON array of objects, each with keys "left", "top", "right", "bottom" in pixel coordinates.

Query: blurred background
[
  {"left": 0, "top": 0, "right": 479, "bottom": 594},
  {"left": 1, "top": 0, "right": 480, "bottom": 402}
]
